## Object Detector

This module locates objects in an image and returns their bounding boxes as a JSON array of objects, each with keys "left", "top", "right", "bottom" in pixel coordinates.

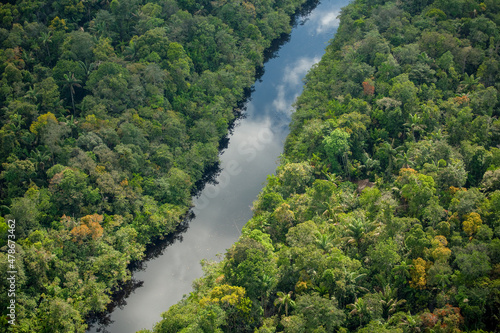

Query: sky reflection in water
[{"left": 87, "top": 1, "right": 350, "bottom": 332}]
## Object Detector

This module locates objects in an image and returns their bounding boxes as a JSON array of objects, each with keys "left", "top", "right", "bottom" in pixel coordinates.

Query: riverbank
[
  {"left": 85, "top": 0, "right": 352, "bottom": 331},
  {"left": 145, "top": 0, "right": 500, "bottom": 331},
  {"left": 0, "top": 0, "right": 315, "bottom": 331}
]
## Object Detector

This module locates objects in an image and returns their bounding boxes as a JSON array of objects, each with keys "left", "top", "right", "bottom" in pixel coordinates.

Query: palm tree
[
  {"left": 39, "top": 31, "right": 52, "bottom": 62},
  {"left": 322, "top": 170, "right": 339, "bottom": 183},
  {"left": 314, "top": 284, "right": 330, "bottom": 297},
  {"left": 65, "top": 115, "right": 79, "bottom": 136},
  {"left": 320, "top": 199, "right": 344, "bottom": 224},
  {"left": 9, "top": 113, "right": 25, "bottom": 131},
  {"left": 342, "top": 270, "right": 367, "bottom": 307},
  {"left": 392, "top": 260, "right": 411, "bottom": 288},
  {"left": 21, "top": 50, "right": 35, "bottom": 68},
  {"left": 396, "top": 151, "right": 414, "bottom": 169},
  {"left": 260, "top": 274, "right": 276, "bottom": 315},
  {"left": 123, "top": 41, "right": 137, "bottom": 60},
  {"left": 377, "top": 285, "right": 406, "bottom": 319},
  {"left": 315, "top": 231, "right": 334, "bottom": 253},
  {"left": 343, "top": 218, "right": 381, "bottom": 255},
  {"left": 404, "top": 113, "right": 426, "bottom": 141},
  {"left": 0, "top": 205, "right": 11, "bottom": 215},
  {"left": 378, "top": 140, "right": 398, "bottom": 176},
  {"left": 63, "top": 72, "right": 81, "bottom": 116},
  {"left": 433, "top": 272, "right": 451, "bottom": 292},
  {"left": 274, "top": 291, "right": 295, "bottom": 316},
  {"left": 347, "top": 298, "right": 371, "bottom": 327},
  {"left": 78, "top": 61, "right": 95, "bottom": 81},
  {"left": 459, "top": 73, "right": 480, "bottom": 92},
  {"left": 343, "top": 218, "right": 365, "bottom": 248},
  {"left": 25, "top": 85, "right": 38, "bottom": 104},
  {"left": 428, "top": 128, "right": 447, "bottom": 141},
  {"left": 360, "top": 151, "right": 380, "bottom": 178},
  {"left": 89, "top": 19, "right": 107, "bottom": 37},
  {"left": 29, "top": 148, "right": 51, "bottom": 171},
  {"left": 402, "top": 311, "right": 421, "bottom": 332}
]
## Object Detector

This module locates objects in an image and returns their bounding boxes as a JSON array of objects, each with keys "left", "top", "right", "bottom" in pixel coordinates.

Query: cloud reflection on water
[
  {"left": 308, "top": 9, "right": 341, "bottom": 34},
  {"left": 85, "top": 0, "right": 353, "bottom": 331},
  {"left": 272, "top": 56, "right": 321, "bottom": 114}
]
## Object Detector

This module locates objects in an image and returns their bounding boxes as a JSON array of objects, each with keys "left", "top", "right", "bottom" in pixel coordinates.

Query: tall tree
[{"left": 62, "top": 72, "right": 81, "bottom": 116}]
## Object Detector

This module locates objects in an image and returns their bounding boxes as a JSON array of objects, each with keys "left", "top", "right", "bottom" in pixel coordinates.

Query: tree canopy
[{"left": 0, "top": 0, "right": 310, "bottom": 330}]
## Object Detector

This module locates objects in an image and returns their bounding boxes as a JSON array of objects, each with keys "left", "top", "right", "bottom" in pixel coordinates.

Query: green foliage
[
  {"left": 396, "top": 168, "right": 436, "bottom": 218},
  {"left": 3, "top": 0, "right": 500, "bottom": 330},
  {"left": 276, "top": 162, "right": 314, "bottom": 198},
  {"left": 368, "top": 238, "right": 401, "bottom": 277},
  {"left": 454, "top": 250, "right": 491, "bottom": 284},
  {"left": 294, "top": 292, "right": 345, "bottom": 331},
  {"left": 0, "top": 0, "right": 312, "bottom": 329},
  {"left": 323, "top": 128, "right": 350, "bottom": 172},
  {"left": 154, "top": 0, "right": 500, "bottom": 331},
  {"left": 223, "top": 238, "right": 277, "bottom": 302}
]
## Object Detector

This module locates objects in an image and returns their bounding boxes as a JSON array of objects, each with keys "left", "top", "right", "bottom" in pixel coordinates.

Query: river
[{"left": 87, "top": 0, "right": 349, "bottom": 331}]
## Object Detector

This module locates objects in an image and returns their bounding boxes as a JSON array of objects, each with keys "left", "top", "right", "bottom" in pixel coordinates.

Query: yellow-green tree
[
  {"left": 200, "top": 284, "right": 253, "bottom": 331},
  {"left": 462, "top": 212, "right": 482, "bottom": 237},
  {"left": 431, "top": 235, "right": 452, "bottom": 262},
  {"left": 30, "top": 112, "right": 57, "bottom": 135},
  {"left": 410, "top": 257, "right": 428, "bottom": 289}
]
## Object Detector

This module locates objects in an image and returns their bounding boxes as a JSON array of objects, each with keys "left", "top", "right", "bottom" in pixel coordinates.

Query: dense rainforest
[
  {"left": 146, "top": 0, "right": 500, "bottom": 332},
  {"left": 0, "top": 0, "right": 312, "bottom": 331}
]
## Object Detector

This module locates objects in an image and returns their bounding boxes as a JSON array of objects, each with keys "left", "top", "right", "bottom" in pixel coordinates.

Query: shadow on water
[
  {"left": 86, "top": 0, "right": 321, "bottom": 330},
  {"left": 86, "top": 213, "right": 193, "bottom": 332},
  {"left": 262, "top": 0, "right": 319, "bottom": 62}
]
